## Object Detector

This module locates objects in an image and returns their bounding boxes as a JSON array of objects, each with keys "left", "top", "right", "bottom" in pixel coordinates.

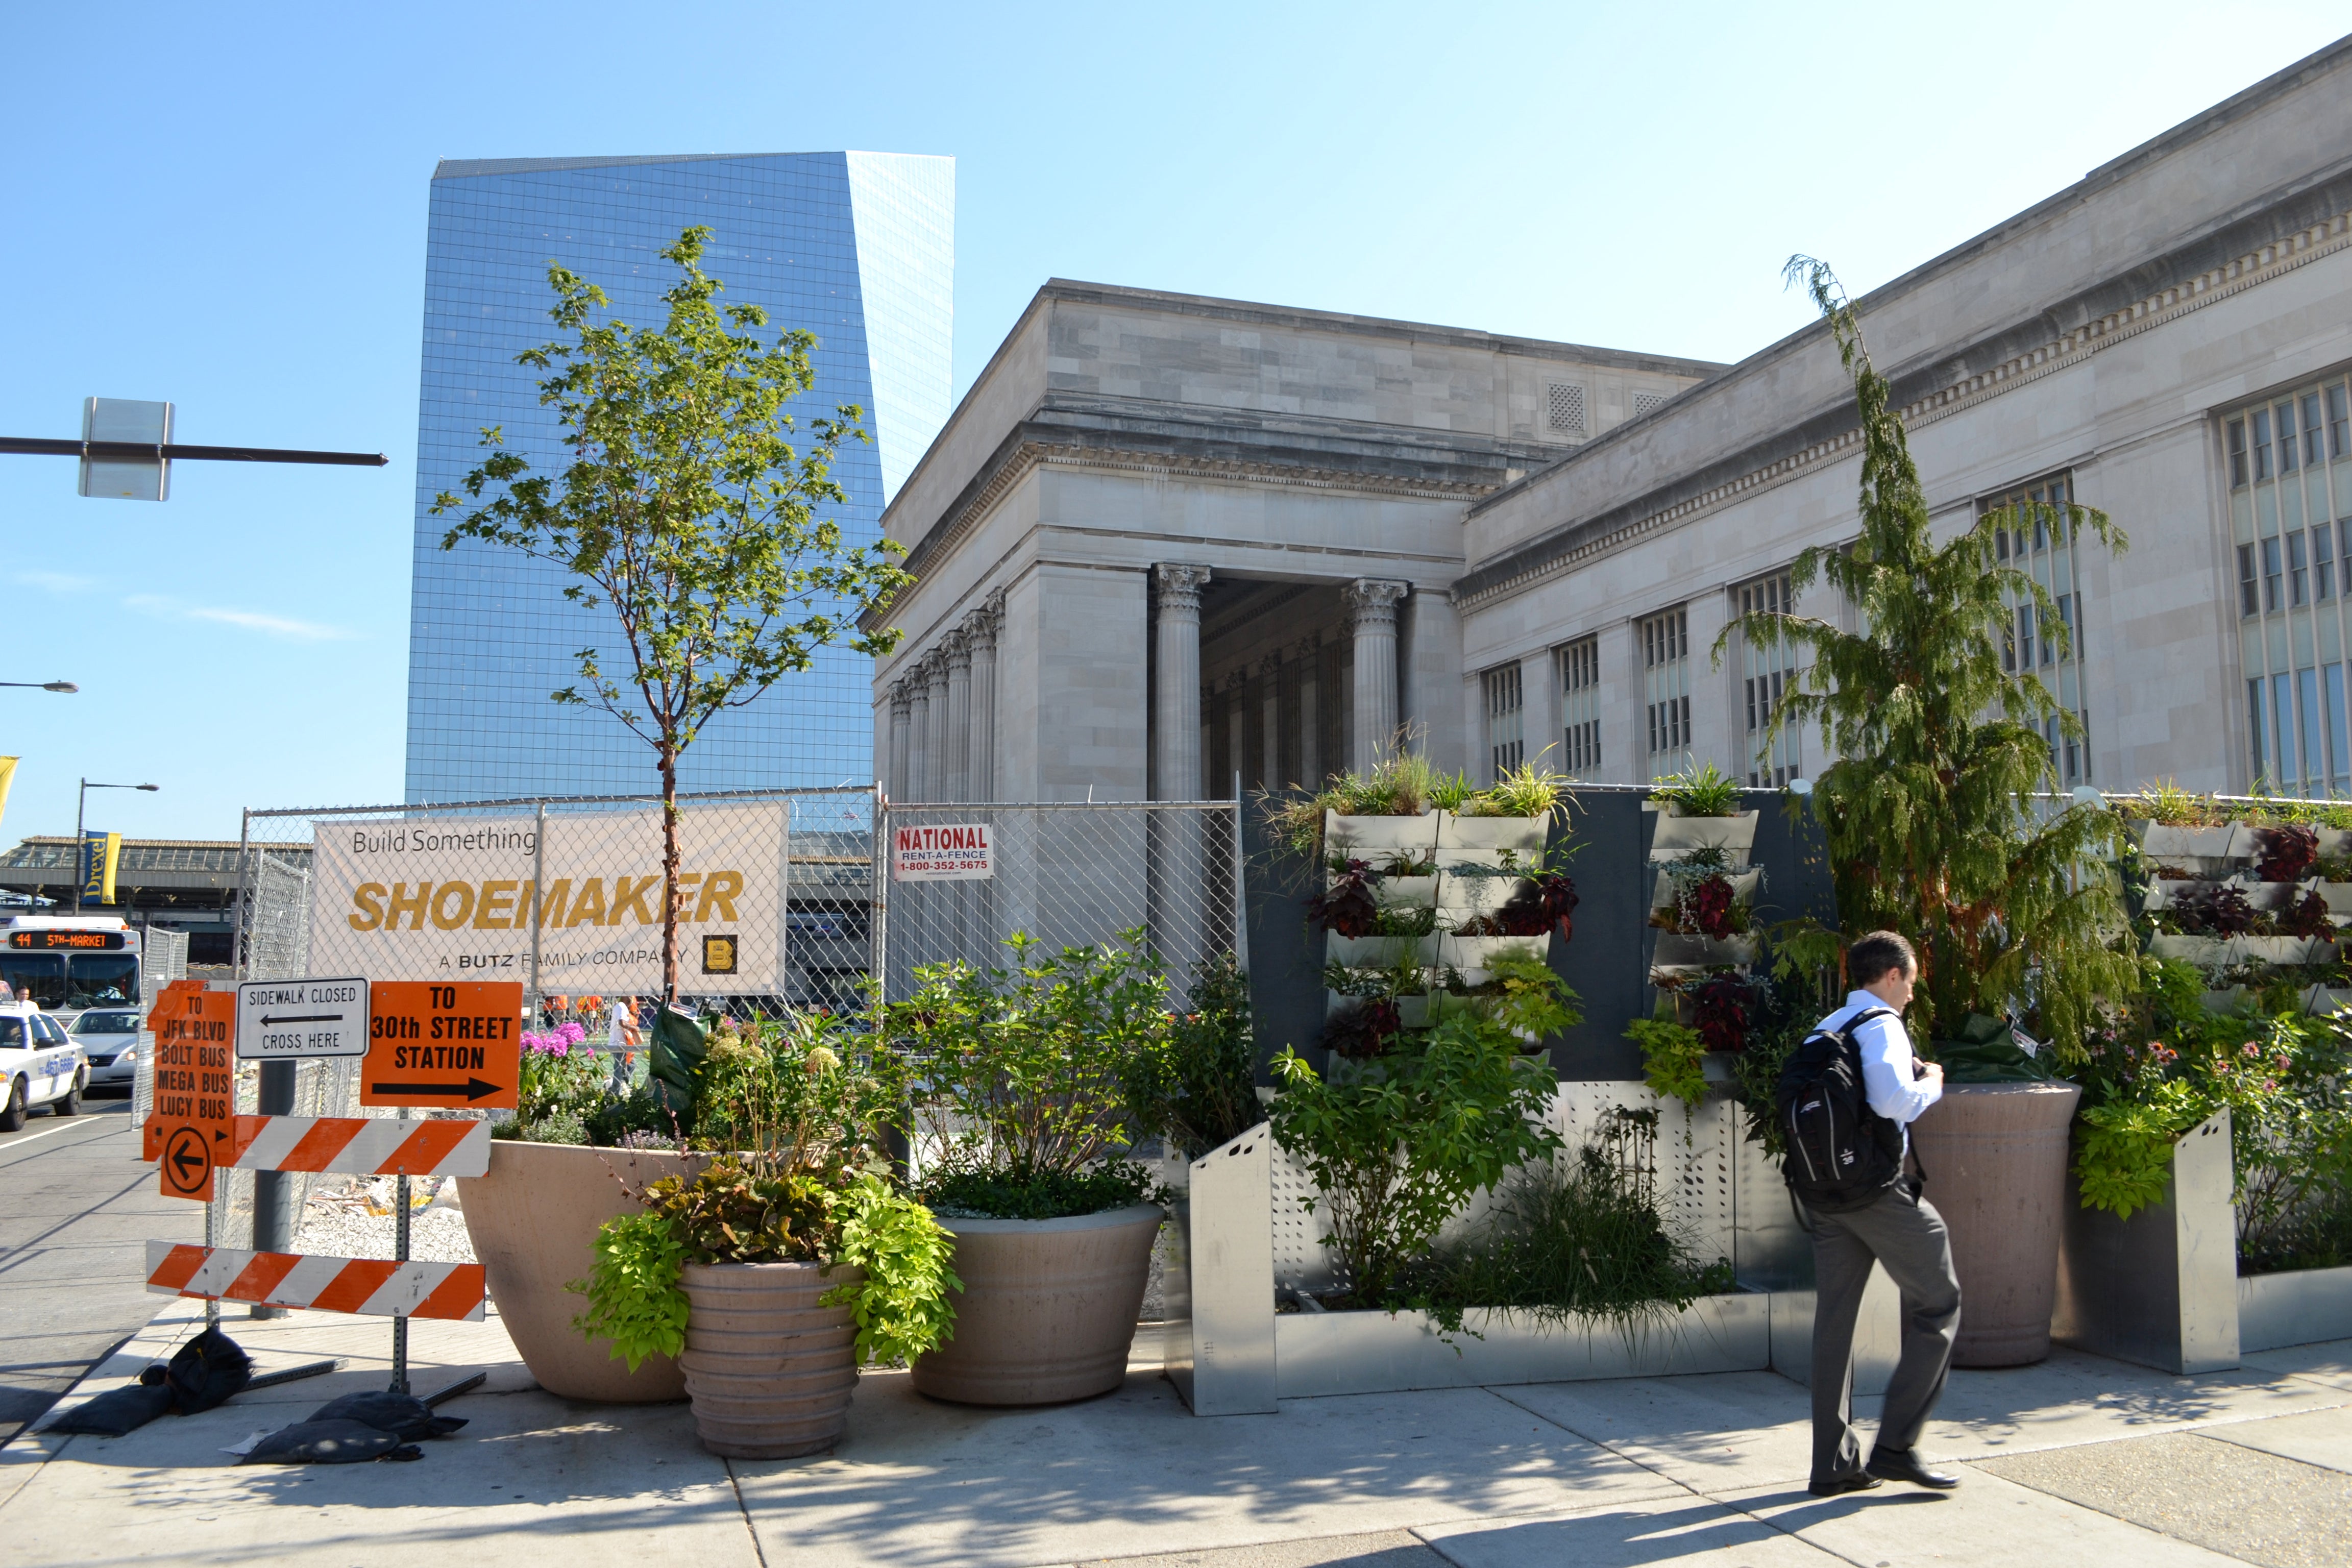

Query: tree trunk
[{"left": 660, "top": 745, "right": 681, "bottom": 1004}]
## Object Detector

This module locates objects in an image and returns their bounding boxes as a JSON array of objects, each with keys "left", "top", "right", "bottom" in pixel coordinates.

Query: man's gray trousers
[{"left": 1807, "top": 1181, "right": 1962, "bottom": 1480}]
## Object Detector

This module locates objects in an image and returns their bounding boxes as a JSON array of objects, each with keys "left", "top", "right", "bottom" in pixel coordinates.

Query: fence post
[
  {"left": 869, "top": 786, "right": 889, "bottom": 1000},
  {"left": 1231, "top": 797, "right": 1250, "bottom": 972},
  {"left": 529, "top": 799, "right": 548, "bottom": 1025}
]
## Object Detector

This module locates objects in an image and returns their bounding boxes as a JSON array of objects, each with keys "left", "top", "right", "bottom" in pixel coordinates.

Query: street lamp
[
  {"left": 1, "top": 681, "right": 77, "bottom": 693},
  {"left": 72, "top": 778, "right": 159, "bottom": 915}
]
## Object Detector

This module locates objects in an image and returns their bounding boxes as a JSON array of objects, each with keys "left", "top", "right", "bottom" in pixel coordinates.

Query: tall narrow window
[
  {"left": 1986, "top": 472, "right": 2093, "bottom": 782},
  {"left": 2250, "top": 678, "right": 2268, "bottom": 784},
  {"left": 2328, "top": 663, "right": 2349, "bottom": 793},
  {"left": 2264, "top": 536, "right": 2284, "bottom": 612},
  {"left": 1560, "top": 636, "right": 1601, "bottom": 776},
  {"left": 2317, "top": 526, "right": 2336, "bottom": 602},
  {"left": 1640, "top": 606, "right": 1692, "bottom": 778},
  {"left": 2239, "top": 543, "right": 2260, "bottom": 617},
  {"left": 1483, "top": 664, "right": 1524, "bottom": 782},
  {"left": 2329, "top": 383, "right": 2349, "bottom": 459},
  {"left": 2254, "top": 408, "right": 2274, "bottom": 481},
  {"left": 1735, "top": 571, "right": 1802, "bottom": 786},
  {"left": 2278, "top": 403, "right": 2300, "bottom": 473},
  {"left": 2291, "top": 530, "right": 2310, "bottom": 607},
  {"left": 2304, "top": 394, "right": 2326, "bottom": 468},
  {"left": 2229, "top": 419, "right": 2248, "bottom": 487}
]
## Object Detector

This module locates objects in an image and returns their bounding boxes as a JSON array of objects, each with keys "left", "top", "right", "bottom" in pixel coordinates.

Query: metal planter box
[
  {"left": 2052, "top": 1109, "right": 2239, "bottom": 1374},
  {"left": 2238, "top": 1265, "right": 2352, "bottom": 1353},
  {"left": 1272, "top": 1294, "right": 1770, "bottom": 1398}
]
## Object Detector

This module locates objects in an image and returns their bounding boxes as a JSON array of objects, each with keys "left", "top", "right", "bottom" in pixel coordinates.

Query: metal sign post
[{"left": 391, "top": 1106, "right": 412, "bottom": 1396}]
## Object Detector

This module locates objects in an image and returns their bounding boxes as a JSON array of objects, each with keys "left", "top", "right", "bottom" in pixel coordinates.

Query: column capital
[
  {"left": 1259, "top": 650, "right": 1284, "bottom": 678},
  {"left": 922, "top": 648, "right": 950, "bottom": 691},
  {"left": 943, "top": 627, "right": 972, "bottom": 673},
  {"left": 1344, "top": 577, "right": 1410, "bottom": 624},
  {"left": 887, "top": 679, "right": 913, "bottom": 717},
  {"left": 1154, "top": 562, "right": 1213, "bottom": 615},
  {"left": 1294, "top": 632, "right": 1321, "bottom": 659},
  {"left": 961, "top": 593, "right": 1003, "bottom": 651}
]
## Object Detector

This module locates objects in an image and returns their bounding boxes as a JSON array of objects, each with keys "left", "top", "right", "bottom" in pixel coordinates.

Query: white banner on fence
[
  {"left": 306, "top": 804, "right": 788, "bottom": 992},
  {"left": 891, "top": 822, "right": 994, "bottom": 882}
]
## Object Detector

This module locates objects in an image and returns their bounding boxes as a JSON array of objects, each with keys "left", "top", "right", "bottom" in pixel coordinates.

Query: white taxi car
[
  {"left": 0, "top": 1000, "right": 84, "bottom": 1130},
  {"left": 69, "top": 1008, "right": 143, "bottom": 1094}
]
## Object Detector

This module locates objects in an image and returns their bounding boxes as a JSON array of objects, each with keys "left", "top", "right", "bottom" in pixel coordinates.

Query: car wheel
[
  {"left": 55, "top": 1071, "right": 82, "bottom": 1116},
  {"left": 0, "top": 1078, "right": 25, "bottom": 1133}
]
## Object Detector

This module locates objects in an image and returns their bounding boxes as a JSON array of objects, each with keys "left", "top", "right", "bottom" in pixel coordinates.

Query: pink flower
[
  {"left": 2243, "top": 1041, "right": 2263, "bottom": 1058},
  {"left": 550, "top": 1040, "right": 568, "bottom": 1058}
]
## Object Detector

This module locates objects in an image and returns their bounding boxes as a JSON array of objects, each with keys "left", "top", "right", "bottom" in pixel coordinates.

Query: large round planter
[
  {"left": 456, "top": 1141, "right": 707, "bottom": 1402},
  {"left": 1907, "top": 1081, "right": 2083, "bottom": 1367},
  {"left": 910, "top": 1203, "right": 1162, "bottom": 1406},
  {"left": 678, "top": 1260, "right": 861, "bottom": 1458}
]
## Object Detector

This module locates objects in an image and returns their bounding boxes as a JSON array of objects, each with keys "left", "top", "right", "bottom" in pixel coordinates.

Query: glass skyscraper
[{"left": 405, "top": 152, "right": 952, "bottom": 803}]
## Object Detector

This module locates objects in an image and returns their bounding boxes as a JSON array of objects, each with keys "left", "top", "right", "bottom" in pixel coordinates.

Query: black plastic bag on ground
[
  {"left": 43, "top": 1381, "right": 174, "bottom": 1437},
  {"left": 307, "top": 1390, "right": 467, "bottom": 1440},
  {"left": 165, "top": 1327, "right": 253, "bottom": 1414},
  {"left": 239, "top": 1418, "right": 421, "bottom": 1464}
]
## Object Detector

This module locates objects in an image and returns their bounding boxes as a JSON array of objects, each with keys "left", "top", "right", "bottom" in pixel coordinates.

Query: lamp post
[
  {"left": 72, "top": 778, "right": 158, "bottom": 914},
  {"left": 1, "top": 681, "right": 77, "bottom": 692}
]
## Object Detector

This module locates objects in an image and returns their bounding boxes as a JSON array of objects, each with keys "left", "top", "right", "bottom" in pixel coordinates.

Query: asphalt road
[{"left": 0, "top": 1094, "right": 200, "bottom": 1442}]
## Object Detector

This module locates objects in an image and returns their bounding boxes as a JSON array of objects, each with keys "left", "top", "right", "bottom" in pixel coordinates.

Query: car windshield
[
  {"left": 0, "top": 955, "right": 67, "bottom": 1010},
  {"left": 72, "top": 1011, "right": 141, "bottom": 1035},
  {"left": 64, "top": 954, "right": 139, "bottom": 1009}
]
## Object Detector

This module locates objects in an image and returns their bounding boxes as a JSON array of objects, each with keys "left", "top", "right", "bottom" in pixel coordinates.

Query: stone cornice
[{"left": 1453, "top": 209, "right": 2352, "bottom": 613}]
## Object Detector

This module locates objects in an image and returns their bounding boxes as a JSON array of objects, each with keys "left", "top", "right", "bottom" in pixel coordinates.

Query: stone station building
[{"left": 874, "top": 39, "right": 2352, "bottom": 805}]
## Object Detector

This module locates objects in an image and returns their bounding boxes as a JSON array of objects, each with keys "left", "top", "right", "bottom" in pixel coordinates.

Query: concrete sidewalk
[{"left": 4, "top": 1299, "right": 2348, "bottom": 1568}]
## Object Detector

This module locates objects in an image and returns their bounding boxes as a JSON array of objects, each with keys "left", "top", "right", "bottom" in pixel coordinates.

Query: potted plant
[
  {"left": 568, "top": 1008, "right": 956, "bottom": 1457},
  {"left": 1720, "top": 260, "right": 2136, "bottom": 1367},
  {"left": 1647, "top": 764, "right": 1759, "bottom": 861},
  {"left": 459, "top": 1004, "right": 710, "bottom": 1402},
  {"left": 890, "top": 934, "right": 1171, "bottom": 1406}
]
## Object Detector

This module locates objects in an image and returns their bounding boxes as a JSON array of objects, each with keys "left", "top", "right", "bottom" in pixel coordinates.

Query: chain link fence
[
  {"left": 875, "top": 801, "right": 1245, "bottom": 1000},
  {"left": 207, "top": 785, "right": 873, "bottom": 1249}
]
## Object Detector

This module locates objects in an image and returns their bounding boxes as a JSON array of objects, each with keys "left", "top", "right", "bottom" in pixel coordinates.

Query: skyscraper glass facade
[{"left": 406, "top": 152, "right": 952, "bottom": 803}]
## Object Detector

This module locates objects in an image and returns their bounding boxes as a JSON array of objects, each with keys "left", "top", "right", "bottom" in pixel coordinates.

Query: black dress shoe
[
  {"left": 1808, "top": 1471, "right": 1884, "bottom": 1497},
  {"left": 1867, "top": 1448, "right": 1960, "bottom": 1488}
]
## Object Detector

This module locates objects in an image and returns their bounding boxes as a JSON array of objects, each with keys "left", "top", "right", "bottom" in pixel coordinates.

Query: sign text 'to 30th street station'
[{"left": 361, "top": 981, "right": 522, "bottom": 1109}]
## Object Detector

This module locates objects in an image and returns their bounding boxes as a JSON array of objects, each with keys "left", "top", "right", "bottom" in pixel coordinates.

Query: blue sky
[{"left": 1, "top": 2, "right": 2344, "bottom": 841}]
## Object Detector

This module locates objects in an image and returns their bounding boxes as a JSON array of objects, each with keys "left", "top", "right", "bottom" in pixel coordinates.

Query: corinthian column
[
  {"left": 963, "top": 595, "right": 1001, "bottom": 802},
  {"left": 1152, "top": 564, "right": 1211, "bottom": 800},
  {"left": 887, "top": 680, "right": 913, "bottom": 800},
  {"left": 922, "top": 651, "right": 951, "bottom": 803},
  {"left": 905, "top": 663, "right": 933, "bottom": 803},
  {"left": 1345, "top": 578, "right": 1409, "bottom": 775},
  {"left": 943, "top": 630, "right": 972, "bottom": 803}
]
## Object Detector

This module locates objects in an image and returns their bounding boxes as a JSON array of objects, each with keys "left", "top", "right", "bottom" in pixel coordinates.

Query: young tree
[
  {"left": 1717, "top": 257, "right": 2137, "bottom": 1058},
  {"left": 434, "top": 226, "right": 910, "bottom": 999}
]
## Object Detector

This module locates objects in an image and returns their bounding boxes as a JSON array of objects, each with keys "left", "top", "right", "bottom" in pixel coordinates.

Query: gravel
[{"left": 292, "top": 1175, "right": 476, "bottom": 1264}]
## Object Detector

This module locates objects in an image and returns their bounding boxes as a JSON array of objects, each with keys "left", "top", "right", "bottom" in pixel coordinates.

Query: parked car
[
  {"left": 0, "top": 1001, "right": 84, "bottom": 1130},
  {"left": 69, "top": 1008, "right": 143, "bottom": 1095}
]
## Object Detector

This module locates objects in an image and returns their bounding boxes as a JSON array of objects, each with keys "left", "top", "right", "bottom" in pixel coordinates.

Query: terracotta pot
[
  {"left": 678, "top": 1260, "right": 861, "bottom": 1459},
  {"left": 456, "top": 1140, "right": 707, "bottom": 1402},
  {"left": 1908, "top": 1081, "right": 2083, "bottom": 1367},
  {"left": 911, "top": 1203, "right": 1162, "bottom": 1406}
]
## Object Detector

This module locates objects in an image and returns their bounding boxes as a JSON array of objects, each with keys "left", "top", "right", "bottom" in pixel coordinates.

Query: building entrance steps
[{"left": 4, "top": 1297, "right": 2348, "bottom": 1567}]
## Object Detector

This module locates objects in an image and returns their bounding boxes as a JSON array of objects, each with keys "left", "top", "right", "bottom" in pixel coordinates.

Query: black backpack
[{"left": 1776, "top": 1007, "right": 1908, "bottom": 1214}]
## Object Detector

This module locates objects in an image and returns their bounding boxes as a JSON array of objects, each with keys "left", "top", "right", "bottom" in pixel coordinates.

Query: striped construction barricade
[{"left": 146, "top": 1242, "right": 486, "bottom": 1320}]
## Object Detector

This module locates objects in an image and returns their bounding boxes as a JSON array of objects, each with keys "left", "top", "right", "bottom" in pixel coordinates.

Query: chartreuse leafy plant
[
  {"left": 1626, "top": 1016, "right": 1708, "bottom": 1108},
  {"left": 1268, "top": 1010, "right": 1561, "bottom": 1305},
  {"left": 434, "top": 226, "right": 911, "bottom": 998},
  {"left": 569, "top": 1003, "right": 958, "bottom": 1368},
  {"left": 892, "top": 932, "right": 1171, "bottom": 1218},
  {"left": 1716, "top": 258, "right": 2137, "bottom": 1059}
]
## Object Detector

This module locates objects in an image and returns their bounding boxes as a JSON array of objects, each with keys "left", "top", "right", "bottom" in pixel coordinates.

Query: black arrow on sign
[
  {"left": 260, "top": 1013, "right": 342, "bottom": 1025},
  {"left": 370, "top": 1078, "right": 503, "bottom": 1101},
  {"left": 172, "top": 1146, "right": 205, "bottom": 1181}
]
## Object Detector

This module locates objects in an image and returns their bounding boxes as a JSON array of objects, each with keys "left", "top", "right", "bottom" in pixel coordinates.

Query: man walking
[{"left": 1799, "top": 930, "right": 1963, "bottom": 1496}]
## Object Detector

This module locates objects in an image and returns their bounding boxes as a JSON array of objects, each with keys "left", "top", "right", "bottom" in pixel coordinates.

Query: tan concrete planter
[
  {"left": 911, "top": 1204, "right": 1162, "bottom": 1406},
  {"left": 1908, "top": 1081, "right": 2082, "bottom": 1367},
  {"left": 456, "top": 1140, "right": 707, "bottom": 1402},
  {"left": 678, "top": 1260, "right": 861, "bottom": 1458}
]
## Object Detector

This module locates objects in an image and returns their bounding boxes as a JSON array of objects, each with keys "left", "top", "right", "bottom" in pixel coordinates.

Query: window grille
[
  {"left": 1560, "top": 636, "right": 1601, "bottom": 776},
  {"left": 2226, "top": 373, "right": 2352, "bottom": 794},
  {"left": 1483, "top": 664, "right": 1524, "bottom": 782},
  {"left": 1631, "top": 390, "right": 1665, "bottom": 419},
  {"left": 1546, "top": 382, "right": 1586, "bottom": 436},
  {"left": 1641, "top": 606, "right": 1692, "bottom": 777},
  {"left": 1735, "top": 570, "right": 1801, "bottom": 786},
  {"left": 1983, "top": 472, "right": 2093, "bottom": 786}
]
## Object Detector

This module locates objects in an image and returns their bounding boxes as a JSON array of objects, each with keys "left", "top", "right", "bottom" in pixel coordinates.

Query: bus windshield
[
  {"left": 66, "top": 953, "right": 140, "bottom": 1008},
  {"left": 0, "top": 954, "right": 67, "bottom": 1010}
]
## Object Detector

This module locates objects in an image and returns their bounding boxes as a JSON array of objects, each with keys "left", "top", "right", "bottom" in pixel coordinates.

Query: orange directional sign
[
  {"left": 360, "top": 981, "right": 522, "bottom": 1109},
  {"left": 145, "top": 983, "right": 235, "bottom": 1200}
]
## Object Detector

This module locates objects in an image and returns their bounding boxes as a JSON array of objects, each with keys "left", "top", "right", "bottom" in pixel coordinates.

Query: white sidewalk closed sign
[
  {"left": 235, "top": 977, "right": 370, "bottom": 1059},
  {"left": 892, "top": 823, "right": 993, "bottom": 881}
]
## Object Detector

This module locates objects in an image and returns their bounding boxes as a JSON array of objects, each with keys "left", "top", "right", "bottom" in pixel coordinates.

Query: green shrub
[
  {"left": 1626, "top": 1017, "right": 1707, "bottom": 1108},
  {"left": 1128, "top": 950, "right": 1262, "bottom": 1159}
]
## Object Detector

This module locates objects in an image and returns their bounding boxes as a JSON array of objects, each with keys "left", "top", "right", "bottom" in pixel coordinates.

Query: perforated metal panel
[{"left": 1270, "top": 1141, "right": 1341, "bottom": 1293}]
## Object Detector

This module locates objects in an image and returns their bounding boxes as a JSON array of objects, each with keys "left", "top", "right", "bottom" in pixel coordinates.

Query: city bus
[{"left": 0, "top": 915, "right": 146, "bottom": 1021}]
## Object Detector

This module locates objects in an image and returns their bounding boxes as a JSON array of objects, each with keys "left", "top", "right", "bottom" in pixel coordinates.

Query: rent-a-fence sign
[{"left": 892, "top": 823, "right": 992, "bottom": 881}]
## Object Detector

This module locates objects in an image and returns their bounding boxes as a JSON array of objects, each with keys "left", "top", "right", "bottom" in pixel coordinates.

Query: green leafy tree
[
  {"left": 434, "top": 226, "right": 911, "bottom": 997},
  {"left": 1717, "top": 258, "right": 2137, "bottom": 1058}
]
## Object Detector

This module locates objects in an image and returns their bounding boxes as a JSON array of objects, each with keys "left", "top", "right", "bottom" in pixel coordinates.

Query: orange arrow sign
[{"left": 360, "top": 981, "right": 522, "bottom": 1110}]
